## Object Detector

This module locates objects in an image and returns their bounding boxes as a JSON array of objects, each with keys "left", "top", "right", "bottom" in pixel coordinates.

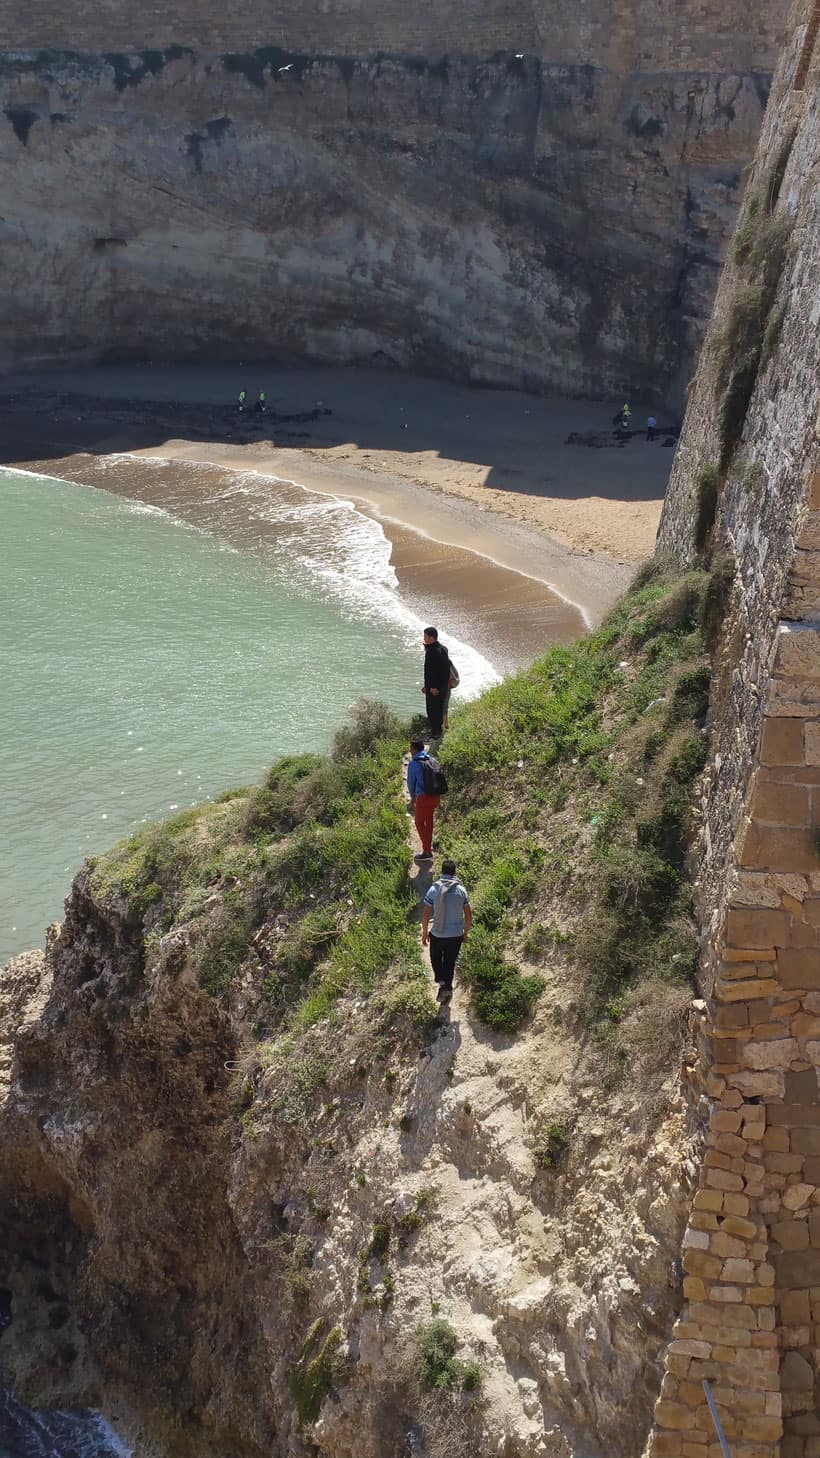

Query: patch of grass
[
  {"left": 458, "top": 927, "right": 543, "bottom": 1033},
  {"left": 694, "top": 464, "right": 721, "bottom": 552},
  {"left": 291, "top": 1318, "right": 344, "bottom": 1426},
  {"left": 368, "top": 1222, "right": 391, "bottom": 1260},
  {"left": 534, "top": 1122, "right": 570, "bottom": 1169},
  {"left": 700, "top": 553, "right": 736, "bottom": 654},
  {"left": 415, "top": 1319, "right": 481, "bottom": 1393},
  {"left": 396, "top": 1188, "right": 436, "bottom": 1244}
]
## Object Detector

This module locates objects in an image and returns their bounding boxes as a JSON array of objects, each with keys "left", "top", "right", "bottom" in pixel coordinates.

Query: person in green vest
[
  {"left": 255, "top": 390, "right": 266, "bottom": 417},
  {"left": 237, "top": 389, "right": 246, "bottom": 414}
]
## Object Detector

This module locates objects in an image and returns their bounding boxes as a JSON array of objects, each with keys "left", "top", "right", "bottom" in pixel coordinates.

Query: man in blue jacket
[
  {"left": 422, "top": 859, "right": 472, "bottom": 1005},
  {"left": 407, "top": 737, "right": 438, "bottom": 861}
]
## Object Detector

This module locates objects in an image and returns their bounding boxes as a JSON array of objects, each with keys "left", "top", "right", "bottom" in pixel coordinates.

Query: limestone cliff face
[
  {"left": 0, "top": 869, "right": 691, "bottom": 1458},
  {"left": 0, "top": 0, "right": 789, "bottom": 401}
]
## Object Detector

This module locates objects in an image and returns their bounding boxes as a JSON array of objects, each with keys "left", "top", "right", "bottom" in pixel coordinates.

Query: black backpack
[{"left": 421, "top": 755, "right": 448, "bottom": 796}]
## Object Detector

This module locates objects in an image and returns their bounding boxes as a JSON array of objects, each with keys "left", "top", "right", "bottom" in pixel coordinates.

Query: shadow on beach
[{"left": 0, "top": 361, "right": 677, "bottom": 509}]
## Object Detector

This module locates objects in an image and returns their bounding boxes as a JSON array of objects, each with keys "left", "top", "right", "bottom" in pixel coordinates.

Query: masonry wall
[
  {"left": 0, "top": 0, "right": 790, "bottom": 396},
  {"left": 648, "top": 3, "right": 820, "bottom": 1453}
]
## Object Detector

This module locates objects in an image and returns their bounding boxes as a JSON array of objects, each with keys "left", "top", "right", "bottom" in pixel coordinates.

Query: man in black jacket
[{"left": 422, "top": 627, "right": 451, "bottom": 739}]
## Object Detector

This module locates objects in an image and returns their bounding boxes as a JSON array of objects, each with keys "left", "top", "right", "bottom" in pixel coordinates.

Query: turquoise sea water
[{"left": 0, "top": 466, "right": 499, "bottom": 964}]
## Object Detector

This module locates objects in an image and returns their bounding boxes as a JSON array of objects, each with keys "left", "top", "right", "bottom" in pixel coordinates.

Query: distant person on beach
[
  {"left": 422, "top": 859, "right": 472, "bottom": 1006},
  {"left": 237, "top": 389, "right": 247, "bottom": 414},
  {"left": 622, "top": 402, "right": 632, "bottom": 427},
  {"left": 646, "top": 416, "right": 657, "bottom": 442},
  {"left": 422, "top": 627, "right": 452, "bottom": 739},
  {"left": 407, "top": 736, "right": 444, "bottom": 861},
  {"left": 255, "top": 390, "right": 266, "bottom": 417}
]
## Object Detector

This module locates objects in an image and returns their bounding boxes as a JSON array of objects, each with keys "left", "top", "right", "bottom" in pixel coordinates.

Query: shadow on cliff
[{"left": 0, "top": 363, "right": 678, "bottom": 505}]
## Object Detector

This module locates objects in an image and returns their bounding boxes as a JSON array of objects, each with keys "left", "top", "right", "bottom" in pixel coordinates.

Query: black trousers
[
  {"left": 429, "top": 935, "right": 464, "bottom": 991},
  {"left": 425, "top": 690, "right": 445, "bottom": 736}
]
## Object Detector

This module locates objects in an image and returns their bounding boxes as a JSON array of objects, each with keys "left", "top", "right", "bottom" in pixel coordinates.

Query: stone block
[
  {"left": 763, "top": 1126, "right": 790, "bottom": 1151},
  {"left": 789, "top": 918, "right": 819, "bottom": 947},
  {"left": 694, "top": 1188, "right": 724, "bottom": 1212},
  {"left": 721, "top": 1258, "right": 754, "bottom": 1282},
  {"left": 779, "top": 949, "right": 820, "bottom": 990},
  {"left": 729, "top": 1071, "right": 784, "bottom": 1099},
  {"left": 712, "top": 1110, "right": 743, "bottom": 1132},
  {"left": 683, "top": 1277, "right": 707, "bottom": 1301},
  {"left": 770, "top": 1107, "right": 820, "bottom": 1131},
  {"left": 707, "top": 1285, "right": 743, "bottom": 1303},
  {"left": 688, "top": 1302, "right": 756, "bottom": 1330},
  {"left": 781, "top": 1290, "right": 811, "bottom": 1323},
  {"left": 751, "top": 781, "right": 811, "bottom": 828},
  {"left": 767, "top": 1153, "right": 806, "bottom": 1173},
  {"left": 783, "top": 1183, "right": 815, "bottom": 1210},
  {"left": 712, "top": 1131, "right": 749, "bottom": 1157},
  {"left": 786, "top": 1070, "right": 820, "bottom": 1103},
  {"left": 809, "top": 1209, "right": 820, "bottom": 1246},
  {"left": 723, "top": 1193, "right": 750, "bottom": 1216},
  {"left": 781, "top": 1350, "right": 815, "bottom": 1389},
  {"left": 739, "top": 824, "right": 820, "bottom": 874},
  {"left": 710, "top": 1231, "right": 748, "bottom": 1258},
  {"left": 652, "top": 1432, "right": 686, "bottom": 1458},
  {"left": 739, "top": 1415, "right": 783, "bottom": 1443},
  {"left": 726, "top": 907, "right": 790, "bottom": 947},
  {"left": 775, "top": 1249, "right": 820, "bottom": 1286},
  {"left": 805, "top": 1158, "right": 820, "bottom": 1183},
  {"left": 715, "top": 1005, "right": 750, "bottom": 1029},
  {"left": 656, "top": 1401, "right": 700, "bottom": 1431},
  {"left": 792, "top": 1012, "right": 820, "bottom": 1039},
  {"left": 743, "top": 1038, "right": 799, "bottom": 1069},
  {"left": 720, "top": 1216, "right": 758, "bottom": 1240},
  {"left": 684, "top": 1249, "right": 722, "bottom": 1278},
  {"left": 705, "top": 1168, "right": 745, "bottom": 1193},
  {"left": 692, "top": 1211, "right": 719, "bottom": 1232},
  {"left": 716, "top": 977, "right": 777, "bottom": 1003},
  {"left": 669, "top": 1339, "right": 712, "bottom": 1359},
  {"left": 805, "top": 901, "right": 820, "bottom": 928},
  {"left": 761, "top": 716, "right": 806, "bottom": 765},
  {"left": 770, "top": 1219, "right": 810, "bottom": 1250},
  {"left": 776, "top": 625, "right": 820, "bottom": 682},
  {"left": 701, "top": 1324, "right": 752, "bottom": 1347}
]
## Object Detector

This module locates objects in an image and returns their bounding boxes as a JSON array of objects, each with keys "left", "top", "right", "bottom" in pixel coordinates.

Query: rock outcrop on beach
[{"left": 0, "top": 0, "right": 789, "bottom": 402}]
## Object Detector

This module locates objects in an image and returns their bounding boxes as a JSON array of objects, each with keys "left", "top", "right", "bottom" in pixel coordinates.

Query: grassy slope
[{"left": 88, "top": 560, "right": 715, "bottom": 1077}]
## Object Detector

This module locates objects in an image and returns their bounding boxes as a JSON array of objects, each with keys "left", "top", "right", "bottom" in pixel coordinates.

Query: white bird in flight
[
  {"left": 515, "top": 52, "right": 524, "bottom": 59},
  {"left": 277, "top": 63, "right": 293, "bottom": 72}
]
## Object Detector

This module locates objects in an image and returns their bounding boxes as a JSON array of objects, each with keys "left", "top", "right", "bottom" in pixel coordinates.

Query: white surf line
[{"left": 128, "top": 451, "right": 595, "bottom": 630}]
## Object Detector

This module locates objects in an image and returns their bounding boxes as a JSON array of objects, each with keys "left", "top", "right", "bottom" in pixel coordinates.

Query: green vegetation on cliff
[{"left": 89, "top": 562, "right": 713, "bottom": 1064}]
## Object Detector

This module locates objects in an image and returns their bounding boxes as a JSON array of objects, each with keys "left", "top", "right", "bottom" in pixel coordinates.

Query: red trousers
[{"left": 413, "top": 793, "right": 440, "bottom": 856}]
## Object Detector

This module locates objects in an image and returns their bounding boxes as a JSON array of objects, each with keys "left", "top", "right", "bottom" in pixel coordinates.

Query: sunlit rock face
[{"left": 0, "top": 0, "right": 789, "bottom": 403}]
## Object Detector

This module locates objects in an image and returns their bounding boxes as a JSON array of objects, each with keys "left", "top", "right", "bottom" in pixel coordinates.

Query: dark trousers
[
  {"left": 429, "top": 934, "right": 463, "bottom": 991},
  {"left": 425, "top": 690, "right": 445, "bottom": 736}
]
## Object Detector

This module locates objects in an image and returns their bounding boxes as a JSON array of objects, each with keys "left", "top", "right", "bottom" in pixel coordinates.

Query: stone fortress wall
[
  {"left": 0, "top": 0, "right": 791, "bottom": 399},
  {"left": 650, "top": 2, "right": 820, "bottom": 1454}
]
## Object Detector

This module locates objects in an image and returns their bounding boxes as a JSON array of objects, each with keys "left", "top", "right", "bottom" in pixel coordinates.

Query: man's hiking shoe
[
  {"left": 436, "top": 986, "right": 452, "bottom": 1006},
  {"left": 414, "top": 851, "right": 433, "bottom": 862}
]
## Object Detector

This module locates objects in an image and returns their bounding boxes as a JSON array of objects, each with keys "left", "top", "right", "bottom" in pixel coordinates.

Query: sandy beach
[{"left": 1, "top": 362, "right": 674, "bottom": 637}]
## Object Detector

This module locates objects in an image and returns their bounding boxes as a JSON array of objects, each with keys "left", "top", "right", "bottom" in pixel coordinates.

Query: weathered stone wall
[
  {"left": 656, "top": 1, "right": 820, "bottom": 939},
  {"left": 648, "top": 4, "right": 820, "bottom": 1452},
  {"left": 0, "top": 0, "right": 790, "bottom": 398}
]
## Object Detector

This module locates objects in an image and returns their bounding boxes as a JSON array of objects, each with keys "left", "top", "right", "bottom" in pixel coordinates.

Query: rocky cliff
[
  {"left": 0, "top": 0, "right": 789, "bottom": 400},
  {"left": 0, "top": 580, "right": 717, "bottom": 1458}
]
